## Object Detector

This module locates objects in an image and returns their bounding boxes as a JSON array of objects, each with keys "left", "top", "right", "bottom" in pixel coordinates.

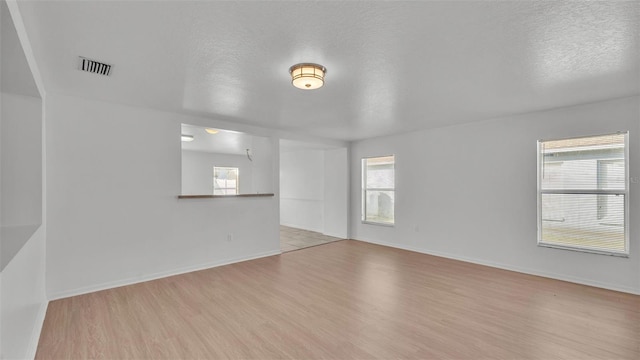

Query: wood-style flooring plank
[{"left": 35, "top": 240, "right": 640, "bottom": 359}]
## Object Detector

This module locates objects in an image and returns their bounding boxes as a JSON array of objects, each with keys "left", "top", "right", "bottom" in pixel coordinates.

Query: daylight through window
[
  {"left": 213, "top": 167, "right": 239, "bottom": 195},
  {"left": 538, "top": 133, "right": 628, "bottom": 255},
  {"left": 362, "top": 155, "right": 395, "bottom": 225}
]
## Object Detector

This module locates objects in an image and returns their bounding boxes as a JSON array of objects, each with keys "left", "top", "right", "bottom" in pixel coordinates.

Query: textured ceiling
[{"left": 15, "top": 1, "right": 640, "bottom": 141}]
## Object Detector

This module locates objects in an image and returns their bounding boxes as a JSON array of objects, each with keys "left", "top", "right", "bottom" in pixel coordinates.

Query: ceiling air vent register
[{"left": 78, "top": 56, "right": 112, "bottom": 76}]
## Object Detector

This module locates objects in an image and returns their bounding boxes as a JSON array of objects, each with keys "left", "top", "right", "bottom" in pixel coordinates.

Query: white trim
[
  {"left": 624, "top": 131, "right": 630, "bottom": 255},
  {"left": 280, "top": 223, "right": 324, "bottom": 234},
  {"left": 361, "top": 220, "right": 394, "bottom": 227},
  {"left": 353, "top": 238, "right": 640, "bottom": 295},
  {"left": 540, "top": 189, "right": 625, "bottom": 195},
  {"left": 322, "top": 231, "right": 348, "bottom": 239},
  {"left": 538, "top": 130, "right": 629, "bottom": 144},
  {"left": 361, "top": 155, "right": 396, "bottom": 225},
  {"left": 537, "top": 132, "right": 630, "bottom": 256},
  {"left": 537, "top": 140, "right": 542, "bottom": 253},
  {"left": 538, "top": 242, "right": 628, "bottom": 257},
  {"left": 25, "top": 301, "right": 48, "bottom": 360},
  {"left": 47, "top": 250, "right": 282, "bottom": 300}
]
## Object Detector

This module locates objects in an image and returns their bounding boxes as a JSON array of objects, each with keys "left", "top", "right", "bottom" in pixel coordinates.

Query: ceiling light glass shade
[
  {"left": 205, "top": 128, "right": 219, "bottom": 134},
  {"left": 289, "top": 63, "right": 326, "bottom": 90},
  {"left": 181, "top": 134, "right": 194, "bottom": 142}
]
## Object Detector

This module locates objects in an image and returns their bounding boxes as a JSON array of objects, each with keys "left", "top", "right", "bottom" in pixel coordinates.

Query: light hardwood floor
[{"left": 36, "top": 240, "right": 639, "bottom": 359}]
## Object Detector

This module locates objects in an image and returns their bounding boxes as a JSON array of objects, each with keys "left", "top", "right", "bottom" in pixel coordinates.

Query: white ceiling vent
[{"left": 78, "top": 56, "right": 112, "bottom": 76}]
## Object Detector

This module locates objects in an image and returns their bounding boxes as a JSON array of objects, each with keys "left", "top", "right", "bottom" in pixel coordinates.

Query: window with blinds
[
  {"left": 362, "top": 155, "right": 395, "bottom": 225},
  {"left": 537, "top": 133, "right": 628, "bottom": 256}
]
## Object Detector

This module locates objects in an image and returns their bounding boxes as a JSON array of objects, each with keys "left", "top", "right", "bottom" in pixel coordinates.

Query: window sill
[
  {"left": 538, "top": 242, "right": 629, "bottom": 258},
  {"left": 362, "top": 220, "right": 395, "bottom": 227}
]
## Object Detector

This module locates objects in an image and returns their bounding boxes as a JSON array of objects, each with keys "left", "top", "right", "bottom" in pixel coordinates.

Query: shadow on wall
[{"left": 1, "top": 0, "right": 43, "bottom": 271}]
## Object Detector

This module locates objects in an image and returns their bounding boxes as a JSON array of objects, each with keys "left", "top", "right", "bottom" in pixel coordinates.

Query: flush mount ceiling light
[
  {"left": 205, "top": 128, "right": 219, "bottom": 135},
  {"left": 289, "top": 63, "right": 326, "bottom": 90},
  {"left": 181, "top": 134, "right": 194, "bottom": 142}
]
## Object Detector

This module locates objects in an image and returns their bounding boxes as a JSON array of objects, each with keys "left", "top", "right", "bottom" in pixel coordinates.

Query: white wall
[
  {"left": 46, "top": 93, "right": 280, "bottom": 299},
  {"left": 0, "top": 227, "right": 46, "bottom": 360},
  {"left": 1, "top": 93, "right": 42, "bottom": 270},
  {"left": 279, "top": 147, "right": 349, "bottom": 238},
  {"left": 350, "top": 96, "right": 640, "bottom": 294},
  {"left": 324, "top": 148, "right": 348, "bottom": 238},
  {"left": 1, "top": 93, "right": 42, "bottom": 226},
  {"left": 250, "top": 136, "right": 274, "bottom": 194},
  {"left": 182, "top": 151, "right": 254, "bottom": 195},
  {"left": 0, "top": 87, "right": 46, "bottom": 360},
  {"left": 0, "top": 0, "right": 48, "bottom": 354},
  {"left": 280, "top": 149, "right": 325, "bottom": 232}
]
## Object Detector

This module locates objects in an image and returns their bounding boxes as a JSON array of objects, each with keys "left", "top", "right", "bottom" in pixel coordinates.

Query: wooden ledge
[{"left": 178, "top": 193, "right": 274, "bottom": 199}]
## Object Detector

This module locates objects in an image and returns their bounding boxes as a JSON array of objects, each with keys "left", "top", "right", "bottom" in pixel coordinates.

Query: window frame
[
  {"left": 536, "top": 132, "right": 629, "bottom": 257},
  {"left": 361, "top": 155, "right": 395, "bottom": 227},
  {"left": 213, "top": 166, "right": 239, "bottom": 195}
]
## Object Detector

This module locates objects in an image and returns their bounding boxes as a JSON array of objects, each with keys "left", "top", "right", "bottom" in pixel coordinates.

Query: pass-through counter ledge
[{"left": 178, "top": 193, "right": 275, "bottom": 199}]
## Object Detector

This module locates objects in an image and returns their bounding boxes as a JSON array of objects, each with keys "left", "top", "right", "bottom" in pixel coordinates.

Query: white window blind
[
  {"left": 537, "top": 133, "right": 628, "bottom": 255},
  {"left": 362, "top": 155, "right": 395, "bottom": 225},
  {"left": 213, "top": 167, "right": 239, "bottom": 195}
]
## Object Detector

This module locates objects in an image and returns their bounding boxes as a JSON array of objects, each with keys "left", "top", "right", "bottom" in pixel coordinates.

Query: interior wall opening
[{"left": 279, "top": 139, "right": 348, "bottom": 252}]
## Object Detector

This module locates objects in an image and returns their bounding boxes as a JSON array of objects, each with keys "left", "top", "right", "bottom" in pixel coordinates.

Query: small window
[
  {"left": 537, "top": 133, "right": 628, "bottom": 256},
  {"left": 362, "top": 155, "right": 395, "bottom": 225},
  {"left": 213, "top": 167, "right": 239, "bottom": 195}
]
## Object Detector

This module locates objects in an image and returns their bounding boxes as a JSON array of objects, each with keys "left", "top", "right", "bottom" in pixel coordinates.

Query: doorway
[{"left": 279, "top": 140, "right": 348, "bottom": 252}]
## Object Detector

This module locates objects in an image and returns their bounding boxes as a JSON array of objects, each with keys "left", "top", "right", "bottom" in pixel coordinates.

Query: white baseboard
[
  {"left": 48, "top": 249, "right": 282, "bottom": 300},
  {"left": 26, "top": 300, "right": 48, "bottom": 360},
  {"left": 322, "top": 231, "right": 347, "bottom": 239},
  {"left": 280, "top": 222, "right": 323, "bottom": 234},
  {"left": 355, "top": 238, "right": 640, "bottom": 295}
]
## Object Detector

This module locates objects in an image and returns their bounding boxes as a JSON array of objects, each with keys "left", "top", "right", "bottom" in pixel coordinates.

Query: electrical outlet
[{"left": 227, "top": 234, "right": 233, "bottom": 242}]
